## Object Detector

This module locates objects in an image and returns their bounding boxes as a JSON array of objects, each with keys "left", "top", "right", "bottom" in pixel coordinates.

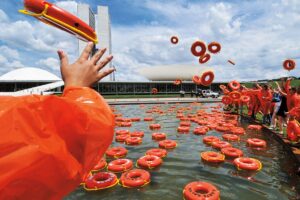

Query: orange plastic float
[
  {"left": 240, "top": 95, "right": 250, "bottom": 103},
  {"left": 221, "top": 147, "right": 243, "bottom": 158},
  {"left": 228, "top": 80, "right": 241, "bottom": 91},
  {"left": 106, "top": 146, "right": 128, "bottom": 158},
  {"left": 199, "top": 53, "right": 211, "bottom": 64},
  {"left": 107, "top": 159, "right": 133, "bottom": 173},
  {"left": 150, "top": 123, "right": 161, "bottom": 130},
  {"left": 146, "top": 148, "right": 168, "bottom": 158},
  {"left": 91, "top": 158, "right": 107, "bottom": 171},
  {"left": 215, "top": 126, "right": 230, "bottom": 132},
  {"left": 208, "top": 42, "right": 221, "bottom": 54},
  {"left": 247, "top": 138, "right": 267, "bottom": 148},
  {"left": 125, "top": 137, "right": 142, "bottom": 145},
  {"left": 119, "top": 122, "right": 132, "bottom": 127},
  {"left": 152, "top": 132, "right": 167, "bottom": 141},
  {"left": 229, "top": 91, "right": 242, "bottom": 101},
  {"left": 119, "top": 169, "right": 151, "bottom": 188},
  {"left": 115, "top": 129, "right": 130, "bottom": 136},
  {"left": 192, "top": 75, "right": 202, "bottom": 85},
  {"left": 233, "top": 157, "right": 262, "bottom": 171},
  {"left": 137, "top": 155, "right": 162, "bottom": 169},
  {"left": 173, "top": 79, "right": 182, "bottom": 85},
  {"left": 144, "top": 117, "right": 153, "bottom": 121},
  {"left": 115, "top": 134, "right": 129, "bottom": 142},
  {"left": 201, "top": 71, "right": 215, "bottom": 86},
  {"left": 193, "top": 127, "right": 208, "bottom": 135},
  {"left": 222, "top": 96, "right": 233, "bottom": 105},
  {"left": 151, "top": 88, "right": 158, "bottom": 94},
  {"left": 84, "top": 172, "right": 118, "bottom": 191},
  {"left": 180, "top": 121, "right": 191, "bottom": 127},
  {"left": 212, "top": 141, "right": 232, "bottom": 150},
  {"left": 191, "top": 41, "right": 207, "bottom": 57},
  {"left": 170, "top": 36, "right": 179, "bottom": 44},
  {"left": 201, "top": 151, "right": 225, "bottom": 163},
  {"left": 247, "top": 124, "right": 262, "bottom": 131},
  {"left": 159, "top": 139, "right": 177, "bottom": 149},
  {"left": 203, "top": 136, "right": 220, "bottom": 145},
  {"left": 130, "top": 117, "right": 141, "bottom": 122},
  {"left": 130, "top": 131, "right": 144, "bottom": 138},
  {"left": 177, "top": 126, "right": 190, "bottom": 133},
  {"left": 283, "top": 59, "right": 296, "bottom": 71},
  {"left": 222, "top": 134, "right": 240, "bottom": 141},
  {"left": 183, "top": 181, "right": 220, "bottom": 200},
  {"left": 231, "top": 127, "right": 245, "bottom": 135}
]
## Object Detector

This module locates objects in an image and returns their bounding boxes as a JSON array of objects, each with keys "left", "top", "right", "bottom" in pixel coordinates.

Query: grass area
[
  {"left": 242, "top": 79, "right": 300, "bottom": 88},
  {"left": 103, "top": 94, "right": 186, "bottom": 99}
]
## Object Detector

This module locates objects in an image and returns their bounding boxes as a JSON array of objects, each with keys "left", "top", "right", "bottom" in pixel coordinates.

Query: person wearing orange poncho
[
  {"left": 260, "top": 84, "right": 273, "bottom": 124},
  {"left": 0, "top": 42, "right": 115, "bottom": 199}
]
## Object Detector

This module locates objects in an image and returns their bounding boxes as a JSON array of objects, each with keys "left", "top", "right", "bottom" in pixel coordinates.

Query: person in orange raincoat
[{"left": 0, "top": 42, "right": 115, "bottom": 199}]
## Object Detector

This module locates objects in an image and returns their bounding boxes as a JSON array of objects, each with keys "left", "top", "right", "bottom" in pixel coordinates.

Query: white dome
[{"left": 0, "top": 67, "right": 61, "bottom": 81}]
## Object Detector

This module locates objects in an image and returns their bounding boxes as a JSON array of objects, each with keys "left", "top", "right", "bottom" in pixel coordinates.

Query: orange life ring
[
  {"left": 283, "top": 59, "right": 296, "bottom": 71},
  {"left": 201, "top": 151, "right": 225, "bottom": 163},
  {"left": 146, "top": 148, "right": 168, "bottom": 158},
  {"left": 158, "top": 139, "right": 177, "bottom": 149},
  {"left": 240, "top": 95, "right": 250, "bottom": 103},
  {"left": 222, "top": 134, "right": 240, "bottom": 141},
  {"left": 229, "top": 91, "right": 241, "bottom": 100},
  {"left": 106, "top": 146, "right": 128, "bottom": 158},
  {"left": 183, "top": 181, "right": 220, "bottom": 200},
  {"left": 215, "top": 126, "right": 230, "bottom": 132},
  {"left": 151, "top": 88, "right": 158, "bottom": 94},
  {"left": 228, "top": 80, "right": 240, "bottom": 91},
  {"left": 144, "top": 117, "right": 153, "bottom": 121},
  {"left": 193, "top": 127, "right": 208, "bottom": 135},
  {"left": 115, "top": 134, "right": 129, "bottom": 143},
  {"left": 212, "top": 141, "right": 232, "bottom": 149},
  {"left": 119, "top": 169, "right": 151, "bottom": 188},
  {"left": 170, "top": 36, "right": 179, "bottom": 44},
  {"left": 247, "top": 138, "right": 267, "bottom": 148},
  {"left": 192, "top": 75, "right": 202, "bottom": 85},
  {"left": 203, "top": 136, "right": 220, "bottom": 145},
  {"left": 247, "top": 124, "right": 262, "bottom": 131},
  {"left": 208, "top": 42, "right": 221, "bottom": 54},
  {"left": 222, "top": 96, "right": 233, "bottom": 105},
  {"left": 152, "top": 132, "right": 167, "bottom": 141},
  {"left": 107, "top": 159, "right": 133, "bottom": 173},
  {"left": 221, "top": 147, "right": 243, "bottom": 158},
  {"left": 173, "top": 79, "right": 182, "bottom": 85},
  {"left": 149, "top": 123, "right": 161, "bottom": 130},
  {"left": 84, "top": 172, "right": 118, "bottom": 191},
  {"left": 92, "top": 158, "right": 107, "bottom": 171},
  {"left": 233, "top": 157, "right": 262, "bottom": 171},
  {"left": 130, "top": 131, "right": 144, "bottom": 138},
  {"left": 228, "top": 60, "right": 235, "bottom": 65},
  {"left": 191, "top": 41, "right": 207, "bottom": 57},
  {"left": 180, "top": 121, "right": 191, "bottom": 127},
  {"left": 130, "top": 117, "right": 141, "bottom": 122},
  {"left": 125, "top": 137, "right": 142, "bottom": 145},
  {"left": 199, "top": 53, "right": 211, "bottom": 64},
  {"left": 137, "top": 155, "right": 162, "bottom": 169},
  {"left": 177, "top": 126, "right": 190, "bottom": 133},
  {"left": 20, "top": 0, "right": 98, "bottom": 43},
  {"left": 115, "top": 129, "right": 130, "bottom": 135},
  {"left": 230, "top": 127, "right": 245, "bottom": 135},
  {"left": 119, "top": 122, "right": 132, "bottom": 127},
  {"left": 201, "top": 71, "right": 215, "bottom": 86}
]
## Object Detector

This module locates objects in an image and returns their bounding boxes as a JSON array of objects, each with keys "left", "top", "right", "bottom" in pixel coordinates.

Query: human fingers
[
  {"left": 95, "top": 55, "right": 113, "bottom": 71},
  {"left": 91, "top": 48, "right": 107, "bottom": 65},
  {"left": 57, "top": 50, "right": 69, "bottom": 80},
  {"left": 78, "top": 42, "right": 94, "bottom": 62},
  {"left": 97, "top": 68, "right": 115, "bottom": 81}
]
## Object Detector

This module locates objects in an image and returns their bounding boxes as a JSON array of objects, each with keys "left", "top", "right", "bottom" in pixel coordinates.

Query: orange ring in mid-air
[
  {"left": 240, "top": 95, "right": 250, "bottom": 103},
  {"left": 191, "top": 41, "right": 207, "bottom": 57},
  {"left": 192, "top": 75, "right": 202, "bottom": 85},
  {"left": 229, "top": 91, "right": 242, "bottom": 101},
  {"left": 283, "top": 59, "right": 296, "bottom": 71},
  {"left": 170, "top": 36, "right": 179, "bottom": 44},
  {"left": 173, "top": 79, "right": 182, "bottom": 85},
  {"left": 183, "top": 181, "right": 220, "bottom": 200},
  {"left": 222, "top": 96, "right": 232, "bottom": 105},
  {"left": 151, "top": 88, "right": 158, "bottom": 94},
  {"left": 208, "top": 42, "right": 221, "bottom": 54},
  {"left": 199, "top": 53, "right": 211, "bottom": 64},
  {"left": 200, "top": 71, "right": 215, "bottom": 86},
  {"left": 228, "top": 80, "right": 240, "bottom": 91}
]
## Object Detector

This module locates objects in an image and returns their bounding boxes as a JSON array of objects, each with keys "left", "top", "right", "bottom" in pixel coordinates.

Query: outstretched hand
[{"left": 57, "top": 42, "right": 115, "bottom": 87}]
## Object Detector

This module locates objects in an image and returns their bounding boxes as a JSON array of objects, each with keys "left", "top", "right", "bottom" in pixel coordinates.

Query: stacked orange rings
[
  {"left": 199, "top": 53, "right": 211, "bottom": 64},
  {"left": 191, "top": 41, "right": 206, "bottom": 57},
  {"left": 170, "top": 36, "right": 179, "bottom": 44},
  {"left": 192, "top": 75, "right": 202, "bottom": 85},
  {"left": 151, "top": 88, "right": 158, "bottom": 94},
  {"left": 115, "top": 134, "right": 129, "bottom": 142},
  {"left": 183, "top": 181, "right": 220, "bottom": 200},
  {"left": 158, "top": 139, "right": 177, "bottom": 149},
  {"left": 203, "top": 136, "right": 220, "bottom": 145},
  {"left": 283, "top": 59, "right": 296, "bottom": 71},
  {"left": 228, "top": 80, "right": 240, "bottom": 90},
  {"left": 222, "top": 96, "right": 232, "bottom": 105},
  {"left": 201, "top": 71, "right": 214, "bottom": 86},
  {"left": 229, "top": 91, "right": 241, "bottom": 100},
  {"left": 240, "top": 95, "right": 250, "bottom": 103},
  {"left": 208, "top": 42, "right": 221, "bottom": 54},
  {"left": 221, "top": 147, "right": 243, "bottom": 158},
  {"left": 177, "top": 126, "right": 190, "bottom": 133},
  {"left": 125, "top": 137, "right": 142, "bottom": 145},
  {"left": 201, "top": 151, "right": 225, "bottom": 163},
  {"left": 106, "top": 146, "right": 128, "bottom": 158},
  {"left": 222, "top": 134, "right": 240, "bottom": 142},
  {"left": 247, "top": 124, "right": 262, "bottom": 130},
  {"left": 152, "top": 132, "right": 167, "bottom": 141},
  {"left": 137, "top": 155, "right": 162, "bottom": 169},
  {"left": 149, "top": 123, "right": 161, "bottom": 130},
  {"left": 247, "top": 138, "right": 267, "bottom": 148},
  {"left": 233, "top": 157, "right": 262, "bottom": 171},
  {"left": 84, "top": 172, "right": 118, "bottom": 191},
  {"left": 107, "top": 159, "right": 133, "bottom": 173},
  {"left": 146, "top": 148, "right": 168, "bottom": 158},
  {"left": 119, "top": 169, "right": 151, "bottom": 188},
  {"left": 144, "top": 117, "right": 153, "bottom": 121},
  {"left": 211, "top": 141, "right": 232, "bottom": 150},
  {"left": 92, "top": 158, "right": 107, "bottom": 171},
  {"left": 130, "top": 131, "right": 144, "bottom": 138}
]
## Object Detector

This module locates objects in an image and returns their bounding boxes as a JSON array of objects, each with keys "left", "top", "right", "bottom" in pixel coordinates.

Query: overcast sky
[{"left": 0, "top": 0, "right": 299, "bottom": 82}]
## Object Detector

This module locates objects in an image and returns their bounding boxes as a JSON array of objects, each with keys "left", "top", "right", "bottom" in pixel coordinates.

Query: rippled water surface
[{"left": 67, "top": 103, "right": 300, "bottom": 200}]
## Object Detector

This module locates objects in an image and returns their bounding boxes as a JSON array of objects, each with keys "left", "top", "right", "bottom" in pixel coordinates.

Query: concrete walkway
[{"left": 106, "top": 97, "right": 221, "bottom": 105}]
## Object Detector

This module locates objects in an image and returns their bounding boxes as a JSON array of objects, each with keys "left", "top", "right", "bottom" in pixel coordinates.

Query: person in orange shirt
[
  {"left": 261, "top": 84, "right": 273, "bottom": 124},
  {"left": 0, "top": 42, "right": 115, "bottom": 199}
]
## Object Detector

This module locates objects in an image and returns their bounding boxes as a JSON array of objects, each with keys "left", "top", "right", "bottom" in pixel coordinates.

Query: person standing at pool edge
[{"left": 0, "top": 42, "right": 115, "bottom": 199}]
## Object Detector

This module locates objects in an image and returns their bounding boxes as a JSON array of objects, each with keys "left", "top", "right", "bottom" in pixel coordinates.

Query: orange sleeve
[
  {"left": 285, "top": 79, "right": 291, "bottom": 94},
  {"left": 0, "top": 87, "right": 114, "bottom": 199}
]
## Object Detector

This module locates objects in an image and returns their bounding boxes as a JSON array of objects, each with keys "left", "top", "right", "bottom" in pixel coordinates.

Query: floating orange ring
[
  {"left": 231, "top": 127, "right": 245, "bottom": 135},
  {"left": 221, "top": 147, "right": 243, "bottom": 158},
  {"left": 215, "top": 126, "right": 230, "bottom": 132},
  {"left": 222, "top": 134, "right": 240, "bottom": 141},
  {"left": 229, "top": 91, "right": 241, "bottom": 100},
  {"left": 158, "top": 139, "right": 177, "bottom": 149},
  {"left": 119, "top": 122, "right": 132, "bottom": 127},
  {"left": 125, "top": 137, "right": 142, "bottom": 145},
  {"left": 115, "top": 129, "right": 130, "bottom": 136},
  {"left": 106, "top": 146, "right": 128, "bottom": 158},
  {"left": 144, "top": 117, "right": 153, "bottom": 121},
  {"left": 208, "top": 42, "right": 221, "bottom": 54},
  {"left": 137, "top": 155, "right": 162, "bottom": 169},
  {"left": 201, "top": 151, "right": 225, "bottom": 163},
  {"left": 84, "top": 172, "right": 118, "bottom": 191},
  {"left": 191, "top": 41, "right": 207, "bottom": 57},
  {"left": 228, "top": 60, "right": 235, "bottom": 65},
  {"left": 183, "top": 181, "right": 220, "bottom": 200},
  {"left": 240, "top": 95, "right": 250, "bottom": 103},
  {"left": 247, "top": 138, "right": 267, "bottom": 148},
  {"left": 192, "top": 75, "right": 202, "bottom": 85},
  {"left": 203, "top": 136, "right": 220, "bottom": 145},
  {"left": 119, "top": 169, "right": 151, "bottom": 188},
  {"left": 177, "top": 126, "right": 190, "bottom": 133},
  {"left": 228, "top": 80, "right": 240, "bottom": 91},
  {"left": 233, "top": 157, "right": 262, "bottom": 171},
  {"left": 130, "top": 131, "right": 144, "bottom": 138},
  {"left": 130, "top": 117, "right": 141, "bottom": 122},
  {"left": 152, "top": 132, "right": 167, "bottom": 141},
  {"left": 247, "top": 124, "right": 262, "bottom": 131},
  {"left": 199, "top": 53, "right": 211, "bottom": 64},
  {"left": 92, "top": 158, "right": 107, "bottom": 171},
  {"left": 115, "top": 134, "right": 129, "bottom": 143},
  {"left": 212, "top": 141, "right": 232, "bottom": 150},
  {"left": 149, "top": 123, "right": 161, "bottom": 130},
  {"left": 107, "top": 159, "right": 133, "bottom": 173},
  {"left": 146, "top": 148, "right": 168, "bottom": 158},
  {"left": 170, "top": 36, "right": 179, "bottom": 44},
  {"left": 222, "top": 96, "right": 233, "bottom": 105},
  {"left": 180, "top": 121, "right": 191, "bottom": 127},
  {"left": 201, "top": 71, "right": 215, "bottom": 86},
  {"left": 283, "top": 59, "right": 296, "bottom": 71},
  {"left": 193, "top": 127, "right": 208, "bottom": 135},
  {"left": 151, "top": 88, "right": 158, "bottom": 94}
]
